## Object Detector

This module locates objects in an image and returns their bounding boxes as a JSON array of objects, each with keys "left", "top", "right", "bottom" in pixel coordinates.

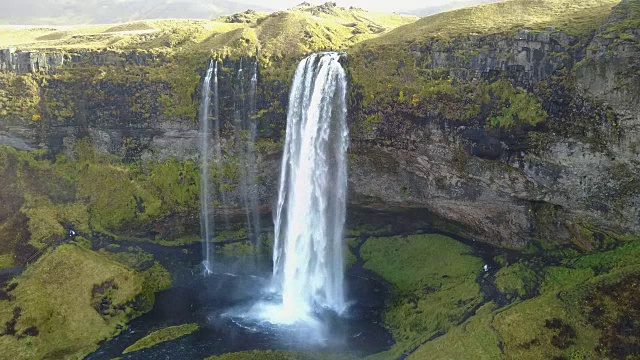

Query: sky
[{"left": 240, "top": 0, "right": 458, "bottom": 13}]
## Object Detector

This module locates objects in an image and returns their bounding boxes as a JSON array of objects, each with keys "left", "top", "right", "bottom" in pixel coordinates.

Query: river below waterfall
[{"left": 85, "top": 238, "right": 393, "bottom": 360}]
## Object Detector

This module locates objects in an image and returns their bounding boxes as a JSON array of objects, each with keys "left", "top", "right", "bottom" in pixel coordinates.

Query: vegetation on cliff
[
  {"left": 0, "top": 142, "right": 176, "bottom": 358},
  {"left": 0, "top": 4, "right": 415, "bottom": 122},
  {"left": 348, "top": 0, "right": 621, "bottom": 134},
  {"left": 0, "top": 143, "right": 202, "bottom": 269}
]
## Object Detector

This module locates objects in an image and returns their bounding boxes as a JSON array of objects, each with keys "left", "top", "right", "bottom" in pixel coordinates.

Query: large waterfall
[
  {"left": 200, "top": 60, "right": 216, "bottom": 274},
  {"left": 272, "top": 52, "right": 349, "bottom": 321}
]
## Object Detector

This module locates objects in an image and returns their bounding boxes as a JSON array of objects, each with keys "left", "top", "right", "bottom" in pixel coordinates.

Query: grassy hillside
[
  {"left": 366, "top": 0, "right": 620, "bottom": 45},
  {"left": 356, "top": 230, "right": 640, "bottom": 359},
  {"left": 408, "top": 0, "right": 504, "bottom": 16},
  {"left": 0, "top": 4, "right": 417, "bottom": 122},
  {"left": 346, "top": 0, "right": 623, "bottom": 141},
  {"left": 0, "top": 4, "right": 417, "bottom": 57},
  {"left": 0, "top": 244, "right": 161, "bottom": 359}
]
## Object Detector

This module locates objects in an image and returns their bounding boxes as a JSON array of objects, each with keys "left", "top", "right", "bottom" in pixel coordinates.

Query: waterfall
[
  {"left": 200, "top": 59, "right": 216, "bottom": 274},
  {"left": 272, "top": 52, "right": 349, "bottom": 320}
]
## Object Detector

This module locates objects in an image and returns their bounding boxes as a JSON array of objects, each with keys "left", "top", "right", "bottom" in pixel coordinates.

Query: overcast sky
[{"left": 243, "top": 0, "right": 458, "bottom": 13}]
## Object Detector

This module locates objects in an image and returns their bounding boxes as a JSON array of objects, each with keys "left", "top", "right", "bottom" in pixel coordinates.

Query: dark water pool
[{"left": 86, "top": 243, "right": 393, "bottom": 360}]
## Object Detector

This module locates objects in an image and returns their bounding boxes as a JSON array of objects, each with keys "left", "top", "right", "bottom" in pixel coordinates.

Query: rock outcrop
[
  {"left": 345, "top": 1, "right": 640, "bottom": 248},
  {"left": 0, "top": 48, "right": 163, "bottom": 74}
]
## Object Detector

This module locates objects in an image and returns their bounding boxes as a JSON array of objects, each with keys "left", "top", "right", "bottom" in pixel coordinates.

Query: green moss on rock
[
  {"left": 0, "top": 72, "right": 41, "bottom": 119},
  {"left": 123, "top": 323, "right": 199, "bottom": 354},
  {"left": 494, "top": 262, "right": 541, "bottom": 301},
  {"left": 408, "top": 302, "right": 502, "bottom": 360},
  {"left": 0, "top": 244, "right": 150, "bottom": 360},
  {"left": 361, "top": 234, "right": 484, "bottom": 356},
  {"left": 205, "top": 350, "right": 354, "bottom": 360}
]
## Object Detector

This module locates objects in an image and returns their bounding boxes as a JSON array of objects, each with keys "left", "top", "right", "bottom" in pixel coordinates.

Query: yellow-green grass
[
  {"left": 0, "top": 7, "right": 416, "bottom": 57},
  {"left": 0, "top": 253, "right": 14, "bottom": 268},
  {"left": 123, "top": 323, "right": 199, "bottom": 354},
  {"left": 360, "top": 234, "right": 484, "bottom": 356},
  {"left": 408, "top": 302, "right": 502, "bottom": 360},
  {"left": 21, "top": 195, "right": 90, "bottom": 250},
  {"left": 197, "top": 8, "right": 416, "bottom": 61},
  {"left": 361, "top": 234, "right": 483, "bottom": 292},
  {"left": 0, "top": 21, "right": 243, "bottom": 51},
  {"left": 205, "top": 350, "right": 356, "bottom": 360},
  {"left": 492, "top": 292, "right": 601, "bottom": 360},
  {"left": 0, "top": 143, "right": 203, "bottom": 265},
  {"left": 0, "top": 244, "right": 149, "bottom": 360},
  {"left": 363, "top": 232, "right": 640, "bottom": 360},
  {"left": 366, "top": 0, "right": 620, "bottom": 46},
  {"left": 0, "top": 72, "right": 41, "bottom": 119},
  {"left": 410, "top": 238, "right": 640, "bottom": 360},
  {"left": 345, "top": 238, "right": 358, "bottom": 268},
  {"left": 541, "top": 237, "right": 640, "bottom": 294},
  {"left": 494, "top": 261, "right": 540, "bottom": 300}
]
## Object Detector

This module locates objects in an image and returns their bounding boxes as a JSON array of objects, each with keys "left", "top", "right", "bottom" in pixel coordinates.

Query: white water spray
[{"left": 271, "top": 52, "right": 349, "bottom": 322}]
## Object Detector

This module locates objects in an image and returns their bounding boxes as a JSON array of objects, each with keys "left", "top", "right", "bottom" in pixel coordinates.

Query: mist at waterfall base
[{"left": 87, "top": 240, "right": 392, "bottom": 360}]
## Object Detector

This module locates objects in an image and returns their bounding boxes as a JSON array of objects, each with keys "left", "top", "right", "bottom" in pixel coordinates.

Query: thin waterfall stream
[{"left": 199, "top": 59, "right": 215, "bottom": 275}]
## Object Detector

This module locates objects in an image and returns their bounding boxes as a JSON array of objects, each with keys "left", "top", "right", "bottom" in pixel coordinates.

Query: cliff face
[
  {"left": 346, "top": 0, "right": 640, "bottom": 248},
  {"left": 0, "top": 48, "right": 163, "bottom": 74},
  {"left": 0, "top": 0, "right": 638, "bottom": 249}
]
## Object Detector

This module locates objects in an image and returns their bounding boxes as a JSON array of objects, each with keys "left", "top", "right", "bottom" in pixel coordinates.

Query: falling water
[
  {"left": 272, "top": 52, "right": 349, "bottom": 321},
  {"left": 200, "top": 59, "right": 215, "bottom": 274}
]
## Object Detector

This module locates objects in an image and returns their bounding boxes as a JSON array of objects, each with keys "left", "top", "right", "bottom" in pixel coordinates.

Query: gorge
[{"left": 0, "top": 0, "right": 639, "bottom": 359}]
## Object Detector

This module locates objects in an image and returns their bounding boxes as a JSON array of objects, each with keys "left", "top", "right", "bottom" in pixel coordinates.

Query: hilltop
[
  {"left": 364, "top": 0, "right": 620, "bottom": 45},
  {"left": 408, "top": 0, "right": 504, "bottom": 16},
  {"left": 0, "top": 3, "right": 417, "bottom": 58}
]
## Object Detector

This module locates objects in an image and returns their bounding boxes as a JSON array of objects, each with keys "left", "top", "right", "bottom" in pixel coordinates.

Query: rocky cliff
[
  {"left": 0, "top": 0, "right": 638, "bottom": 250},
  {"left": 347, "top": 0, "right": 639, "bottom": 248}
]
